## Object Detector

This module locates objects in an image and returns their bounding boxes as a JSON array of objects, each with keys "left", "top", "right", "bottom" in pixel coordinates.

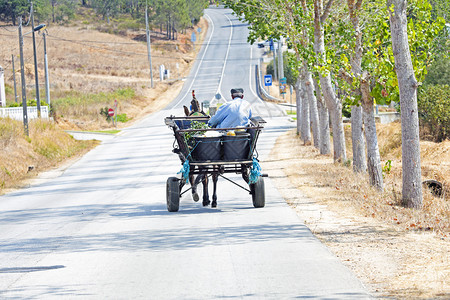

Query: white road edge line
[{"left": 174, "top": 13, "right": 215, "bottom": 107}]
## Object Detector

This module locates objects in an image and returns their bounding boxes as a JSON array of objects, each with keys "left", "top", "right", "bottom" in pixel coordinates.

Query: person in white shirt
[{"left": 208, "top": 88, "right": 252, "bottom": 129}]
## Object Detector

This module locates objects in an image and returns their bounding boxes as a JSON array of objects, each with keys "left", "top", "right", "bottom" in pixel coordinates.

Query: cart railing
[{"left": 165, "top": 116, "right": 265, "bottom": 164}]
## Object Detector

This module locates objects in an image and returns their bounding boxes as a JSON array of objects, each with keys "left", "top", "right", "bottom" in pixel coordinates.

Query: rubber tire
[
  {"left": 166, "top": 177, "right": 180, "bottom": 212},
  {"left": 250, "top": 177, "right": 265, "bottom": 208}
]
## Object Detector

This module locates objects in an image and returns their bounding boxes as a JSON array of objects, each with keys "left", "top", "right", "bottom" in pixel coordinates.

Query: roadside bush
[
  {"left": 424, "top": 56, "right": 450, "bottom": 86},
  {"left": 118, "top": 20, "right": 141, "bottom": 31},
  {"left": 115, "top": 113, "right": 129, "bottom": 123},
  {"left": 417, "top": 84, "right": 450, "bottom": 142}
]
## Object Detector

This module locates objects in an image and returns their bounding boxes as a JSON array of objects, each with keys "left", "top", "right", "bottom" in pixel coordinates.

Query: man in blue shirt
[{"left": 208, "top": 88, "right": 252, "bottom": 129}]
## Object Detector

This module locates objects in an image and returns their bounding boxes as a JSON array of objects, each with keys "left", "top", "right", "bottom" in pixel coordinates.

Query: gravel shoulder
[{"left": 265, "top": 128, "right": 450, "bottom": 299}]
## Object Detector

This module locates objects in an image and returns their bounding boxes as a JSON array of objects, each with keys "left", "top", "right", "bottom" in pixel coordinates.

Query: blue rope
[
  {"left": 177, "top": 139, "right": 203, "bottom": 184},
  {"left": 249, "top": 157, "right": 262, "bottom": 184},
  {"left": 178, "top": 159, "right": 190, "bottom": 184}
]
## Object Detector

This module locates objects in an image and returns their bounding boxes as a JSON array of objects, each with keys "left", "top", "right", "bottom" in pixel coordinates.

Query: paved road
[{"left": 0, "top": 7, "right": 371, "bottom": 299}]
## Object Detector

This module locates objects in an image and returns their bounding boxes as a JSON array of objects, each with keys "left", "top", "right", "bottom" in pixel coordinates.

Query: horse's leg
[
  {"left": 190, "top": 166, "right": 199, "bottom": 202},
  {"left": 211, "top": 173, "right": 218, "bottom": 208},
  {"left": 202, "top": 171, "right": 210, "bottom": 206}
]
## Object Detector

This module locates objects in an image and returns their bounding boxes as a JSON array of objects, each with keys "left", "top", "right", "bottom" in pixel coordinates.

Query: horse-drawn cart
[{"left": 164, "top": 115, "right": 266, "bottom": 212}]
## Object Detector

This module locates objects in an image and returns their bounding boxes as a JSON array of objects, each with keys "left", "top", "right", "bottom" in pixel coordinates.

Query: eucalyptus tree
[
  {"left": 225, "top": 0, "right": 325, "bottom": 149},
  {"left": 388, "top": 0, "right": 423, "bottom": 207},
  {"left": 386, "top": 0, "right": 431, "bottom": 208},
  {"left": 281, "top": 0, "right": 330, "bottom": 153},
  {"left": 312, "top": 0, "right": 347, "bottom": 163},
  {"left": 225, "top": 0, "right": 444, "bottom": 203}
]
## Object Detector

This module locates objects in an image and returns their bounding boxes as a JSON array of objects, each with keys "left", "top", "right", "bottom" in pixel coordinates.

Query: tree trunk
[
  {"left": 351, "top": 105, "right": 367, "bottom": 172},
  {"left": 361, "top": 75, "right": 383, "bottom": 190},
  {"left": 52, "top": 2, "right": 55, "bottom": 23},
  {"left": 304, "top": 67, "right": 320, "bottom": 149},
  {"left": 388, "top": 0, "right": 423, "bottom": 208},
  {"left": 347, "top": 1, "right": 367, "bottom": 173},
  {"left": 300, "top": 77, "right": 311, "bottom": 144},
  {"left": 314, "top": 0, "right": 346, "bottom": 162},
  {"left": 313, "top": 77, "right": 331, "bottom": 155},
  {"left": 295, "top": 77, "right": 302, "bottom": 136}
]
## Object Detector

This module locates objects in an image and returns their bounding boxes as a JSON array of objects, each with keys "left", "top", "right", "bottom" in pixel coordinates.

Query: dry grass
[
  {"left": 0, "top": 17, "right": 208, "bottom": 130},
  {"left": 0, "top": 118, "right": 98, "bottom": 193},
  {"left": 274, "top": 125, "right": 449, "bottom": 236},
  {"left": 0, "top": 17, "right": 209, "bottom": 189},
  {"left": 266, "top": 125, "right": 450, "bottom": 298}
]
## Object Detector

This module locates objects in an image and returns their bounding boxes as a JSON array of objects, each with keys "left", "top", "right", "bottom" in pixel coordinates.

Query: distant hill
[{"left": 0, "top": 0, "right": 209, "bottom": 39}]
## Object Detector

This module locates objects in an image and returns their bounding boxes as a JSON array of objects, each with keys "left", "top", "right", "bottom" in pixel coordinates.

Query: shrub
[
  {"left": 417, "top": 84, "right": 450, "bottom": 142},
  {"left": 4, "top": 84, "right": 13, "bottom": 95},
  {"left": 424, "top": 56, "right": 450, "bottom": 86},
  {"left": 118, "top": 20, "right": 141, "bottom": 31}
]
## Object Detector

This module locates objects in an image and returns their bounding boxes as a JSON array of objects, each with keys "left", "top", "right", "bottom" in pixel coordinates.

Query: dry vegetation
[
  {"left": 0, "top": 118, "right": 98, "bottom": 192},
  {"left": 0, "top": 15, "right": 208, "bottom": 191},
  {"left": 266, "top": 123, "right": 449, "bottom": 299},
  {"left": 0, "top": 16, "right": 207, "bottom": 130}
]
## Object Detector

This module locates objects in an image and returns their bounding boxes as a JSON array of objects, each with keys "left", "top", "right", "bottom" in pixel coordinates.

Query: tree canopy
[{"left": 0, "top": 0, "right": 208, "bottom": 31}]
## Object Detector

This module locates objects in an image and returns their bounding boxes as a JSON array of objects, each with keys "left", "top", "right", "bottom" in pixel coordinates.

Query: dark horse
[
  {"left": 184, "top": 91, "right": 219, "bottom": 208},
  {"left": 189, "top": 169, "right": 219, "bottom": 207}
]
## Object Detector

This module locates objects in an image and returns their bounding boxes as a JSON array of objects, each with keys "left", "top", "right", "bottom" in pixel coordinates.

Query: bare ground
[{"left": 265, "top": 129, "right": 449, "bottom": 299}]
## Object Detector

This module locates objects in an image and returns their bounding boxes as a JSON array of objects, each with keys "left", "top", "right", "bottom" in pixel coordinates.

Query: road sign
[
  {"left": 264, "top": 74, "right": 272, "bottom": 86},
  {"left": 280, "top": 77, "right": 287, "bottom": 94},
  {"left": 191, "top": 32, "right": 196, "bottom": 43},
  {"left": 108, "top": 108, "right": 114, "bottom": 117}
]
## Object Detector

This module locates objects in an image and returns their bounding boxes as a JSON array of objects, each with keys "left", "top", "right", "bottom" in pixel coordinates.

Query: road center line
[
  {"left": 214, "top": 12, "right": 233, "bottom": 102},
  {"left": 174, "top": 13, "right": 215, "bottom": 107}
]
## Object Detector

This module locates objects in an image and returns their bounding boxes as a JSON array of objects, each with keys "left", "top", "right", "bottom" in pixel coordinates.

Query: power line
[
  {"left": 46, "top": 33, "right": 250, "bottom": 47},
  {"left": 1, "top": 31, "right": 259, "bottom": 66},
  {"left": 0, "top": 26, "right": 18, "bottom": 32},
  {"left": 2, "top": 27, "right": 253, "bottom": 47}
]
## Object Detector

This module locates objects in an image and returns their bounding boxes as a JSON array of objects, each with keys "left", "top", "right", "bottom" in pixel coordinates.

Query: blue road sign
[
  {"left": 191, "top": 32, "right": 196, "bottom": 43},
  {"left": 264, "top": 75, "right": 273, "bottom": 86}
]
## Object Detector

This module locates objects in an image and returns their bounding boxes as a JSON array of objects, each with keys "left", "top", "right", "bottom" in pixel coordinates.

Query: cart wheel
[
  {"left": 250, "top": 177, "right": 265, "bottom": 208},
  {"left": 166, "top": 177, "right": 180, "bottom": 212}
]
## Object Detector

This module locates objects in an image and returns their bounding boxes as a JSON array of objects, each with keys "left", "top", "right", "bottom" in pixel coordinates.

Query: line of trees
[
  {"left": 224, "top": 0, "right": 446, "bottom": 209},
  {"left": 0, "top": 0, "right": 209, "bottom": 34}
]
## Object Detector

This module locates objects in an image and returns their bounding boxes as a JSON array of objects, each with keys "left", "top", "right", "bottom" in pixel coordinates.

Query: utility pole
[
  {"left": 43, "top": 30, "right": 50, "bottom": 107},
  {"left": 18, "top": 17, "right": 29, "bottom": 136},
  {"left": 145, "top": 6, "right": 154, "bottom": 88},
  {"left": 0, "top": 66, "right": 5, "bottom": 107},
  {"left": 12, "top": 54, "right": 18, "bottom": 103},
  {"left": 31, "top": 1, "right": 41, "bottom": 118}
]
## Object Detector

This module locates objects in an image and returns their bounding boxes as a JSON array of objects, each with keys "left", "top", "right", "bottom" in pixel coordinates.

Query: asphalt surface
[{"left": 0, "top": 7, "right": 372, "bottom": 299}]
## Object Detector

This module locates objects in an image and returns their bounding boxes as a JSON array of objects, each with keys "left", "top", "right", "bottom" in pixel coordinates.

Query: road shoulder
[{"left": 265, "top": 129, "right": 450, "bottom": 299}]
